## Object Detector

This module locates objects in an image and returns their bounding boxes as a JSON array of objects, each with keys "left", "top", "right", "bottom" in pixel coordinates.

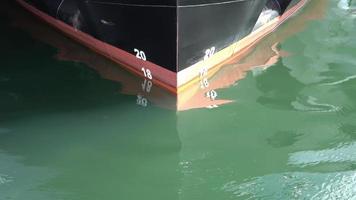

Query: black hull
[
  {"left": 20, "top": 0, "right": 302, "bottom": 90},
  {"left": 178, "top": 0, "right": 268, "bottom": 71}
]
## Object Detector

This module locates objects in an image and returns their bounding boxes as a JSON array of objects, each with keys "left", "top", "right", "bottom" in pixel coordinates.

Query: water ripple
[
  {"left": 0, "top": 174, "right": 13, "bottom": 185},
  {"left": 292, "top": 96, "right": 341, "bottom": 113},
  {"left": 338, "top": 0, "right": 356, "bottom": 10},
  {"left": 321, "top": 74, "right": 356, "bottom": 86},
  {"left": 222, "top": 171, "right": 356, "bottom": 200},
  {"left": 289, "top": 142, "right": 356, "bottom": 167},
  {"left": 338, "top": 0, "right": 352, "bottom": 10}
]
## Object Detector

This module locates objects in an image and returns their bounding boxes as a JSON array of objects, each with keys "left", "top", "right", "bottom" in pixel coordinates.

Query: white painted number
[
  {"left": 134, "top": 49, "right": 152, "bottom": 80},
  {"left": 134, "top": 48, "right": 146, "bottom": 61},
  {"left": 142, "top": 79, "right": 153, "bottom": 93},
  {"left": 204, "top": 47, "right": 216, "bottom": 60},
  {"left": 137, "top": 95, "right": 148, "bottom": 107},
  {"left": 206, "top": 90, "right": 218, "bottom": 100},
  {"left": 199, "top": 67, "right": 208, "bottom": 78},
  {"left": 200, "top": 78, "right": 209, "bottom": 89},
  {"left": 141, "top": 68, "right": 153, "bottom": 80}
]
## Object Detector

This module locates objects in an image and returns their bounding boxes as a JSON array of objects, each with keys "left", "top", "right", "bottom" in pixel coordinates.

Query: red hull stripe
[{"left": 16, "top": 0, "right": 178, "bottom": 93}]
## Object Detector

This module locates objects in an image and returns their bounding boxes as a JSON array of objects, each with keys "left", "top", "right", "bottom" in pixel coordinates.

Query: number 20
[
  {"left": 204, "top": 47, "right": 216, "bottom": 60},
  {"left": 134, "top": 48, "right": 146, "bottom": 61}
]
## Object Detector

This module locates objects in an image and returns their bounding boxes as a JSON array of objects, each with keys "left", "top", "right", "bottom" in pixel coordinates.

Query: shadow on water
[{"left": 0, "top": 108, "right": 181, "bottom": 199}]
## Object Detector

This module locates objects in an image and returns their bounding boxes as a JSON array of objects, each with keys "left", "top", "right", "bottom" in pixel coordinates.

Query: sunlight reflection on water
[{"left": 222, "top": 171, "right": 356, "bottom": 200}]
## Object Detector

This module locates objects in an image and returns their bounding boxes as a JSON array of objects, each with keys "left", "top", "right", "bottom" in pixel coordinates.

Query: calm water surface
[{"left": 1, "top": 0, "right": 356, "bottom": 199}]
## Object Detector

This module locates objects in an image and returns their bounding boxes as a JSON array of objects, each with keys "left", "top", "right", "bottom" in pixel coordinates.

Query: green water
[{"left": 1, "top": 0, "right": 356, "bottom": 199}]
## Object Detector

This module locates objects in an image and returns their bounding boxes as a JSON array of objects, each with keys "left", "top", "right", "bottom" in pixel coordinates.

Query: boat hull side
[
  {"left": 17, "top": 0, "right": 178, "bottom": 93},
  {"left": 177, "top": 0, "right": 268, "bottom": 72},
  {"left": 177, "top": 0, "right": 307, "bottom": 91}
]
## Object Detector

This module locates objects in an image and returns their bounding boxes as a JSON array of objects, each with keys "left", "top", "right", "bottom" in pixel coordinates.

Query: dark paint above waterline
[
  {"left": 23, "top": 0, "right": 296, "bottom": 75},
  {"left": 78, "top": 0, "right": 269, "bottom": 7}
]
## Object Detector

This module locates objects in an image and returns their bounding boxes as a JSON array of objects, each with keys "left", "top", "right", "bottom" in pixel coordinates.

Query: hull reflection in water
[{"left": 8, "top": 0, "right": 327, "bottom": 111}]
